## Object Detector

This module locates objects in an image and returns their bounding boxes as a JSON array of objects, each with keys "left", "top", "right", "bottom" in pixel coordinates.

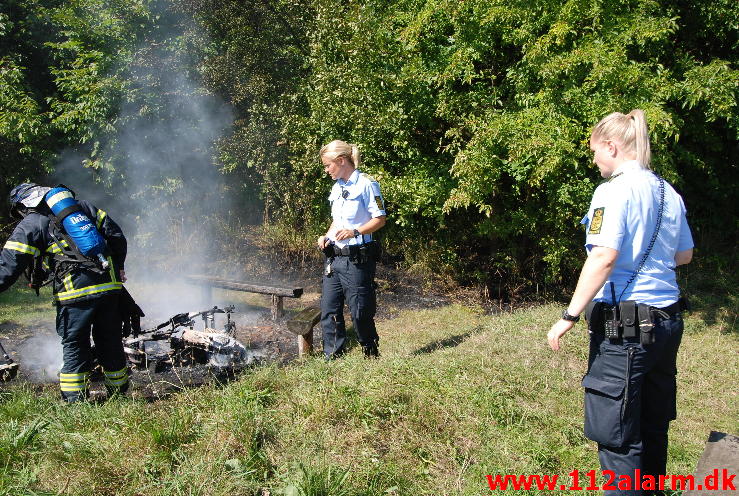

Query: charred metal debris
[{"left": 123, "top": 305, "right": 259, "bottom": 373}]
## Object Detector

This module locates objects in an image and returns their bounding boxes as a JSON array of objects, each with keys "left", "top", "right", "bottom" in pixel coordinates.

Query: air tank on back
[{"left": 44, "top": 186, "right": 109, "bottom": 269}]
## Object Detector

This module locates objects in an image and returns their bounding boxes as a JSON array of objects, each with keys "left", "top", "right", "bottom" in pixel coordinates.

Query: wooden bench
[
  {"left": 185, "top": 275, "right": 320, "bottom": 357},
  {"left": 286, "top": 305, "right": 321, "bottom": 357},
  {"left": 184, "top": 275, "right": 303, "bottom": 321}
]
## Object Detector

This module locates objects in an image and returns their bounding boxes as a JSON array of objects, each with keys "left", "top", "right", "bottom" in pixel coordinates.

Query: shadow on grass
[
  {"left": 677, "top": 256, "right": 738, "bottom": 334},
  {"left": 410, "top": 326, "right": 482, "bottom": 355}
]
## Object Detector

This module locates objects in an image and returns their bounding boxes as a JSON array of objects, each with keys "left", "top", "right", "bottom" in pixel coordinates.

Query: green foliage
[
  {"left": 0, "top": 284, "right": 54, "bottom": 325},
  {"left": 282, "top": 463, "right": 351, "bottom": 496},
  {"left": 190, "top": 0, "right": 737, "bottom": 289},
  {"left": 0, "top": 0, "right": 150, "bottom": 186},
  {"left": 1, "top": 0, "right": 737, "bottom": 291}
]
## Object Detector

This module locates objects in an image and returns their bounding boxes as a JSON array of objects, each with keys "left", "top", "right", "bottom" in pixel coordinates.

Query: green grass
[
  {"left": 0, "top": 284, "right": 55, "bottom": 326},
  {"left": 0, "top": 270, "right": 737, "bottom": 495}
]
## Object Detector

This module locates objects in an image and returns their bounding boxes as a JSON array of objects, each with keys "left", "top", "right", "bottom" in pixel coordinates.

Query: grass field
[{"left": 0, "top": 267, "right": 737, "bottom": 495}]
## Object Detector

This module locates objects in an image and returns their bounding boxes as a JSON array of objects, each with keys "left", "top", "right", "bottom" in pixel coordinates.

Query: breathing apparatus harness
[
  {"left": 11, "top": 185, "right": 110, "bottom": 295},
  {"left": 19, "top": 210, "right": 109, "bottom": 296}
]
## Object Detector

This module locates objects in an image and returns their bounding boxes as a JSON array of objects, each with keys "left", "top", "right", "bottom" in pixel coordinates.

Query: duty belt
[
  {"left": 586, "top": 297, "right": 689, "bottom": 344},
  {"left": 330, "top": 242, "right": 375, "bottom": 257},
  {"left": 655, "top": 298, "right": 690, "bottom": 318}
]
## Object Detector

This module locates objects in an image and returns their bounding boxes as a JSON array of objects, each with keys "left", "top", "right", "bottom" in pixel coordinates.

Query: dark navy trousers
[
  {"left": 583, "top": 314, "right": 684, "bottom": 495},
  {"left": 320, "top": 255, "right": 378, "bottom": 358},
  {"left": 56, "top": 294, "right": 128, "bottom": 401}
]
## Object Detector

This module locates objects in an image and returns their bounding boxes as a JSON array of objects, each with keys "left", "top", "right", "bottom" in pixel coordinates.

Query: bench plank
[
  {"left": 286, "top": 306, "right": 321, "bottom": 336},
  {"left": 185, "top": 275, "right": 303, "bottom": 298}
]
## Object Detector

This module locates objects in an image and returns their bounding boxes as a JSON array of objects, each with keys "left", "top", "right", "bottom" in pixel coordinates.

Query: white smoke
[
  {"left": 48, "top": 8, "right": 240, "bottom": 295},
  {"left": 42, "top": 7, "right": 275, "bottom": 359},
  {"left": 17, "top": 333, "right": 63, "bottom": 383}
]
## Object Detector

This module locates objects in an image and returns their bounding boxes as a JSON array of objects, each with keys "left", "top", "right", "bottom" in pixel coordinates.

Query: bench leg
[
  {"left": 271, "top": 295, "right": 284, "bottom": 321},
  {"left": 298, "top": 330, "right": 313, "bottom": 357}
]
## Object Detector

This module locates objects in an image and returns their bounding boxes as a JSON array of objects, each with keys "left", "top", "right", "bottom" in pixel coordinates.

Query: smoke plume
[
  {"left": 18, "top": 333, "right": 63, "bottom": 383},
  {"left": 47, "top": 7, "right": 243, "bottom": 322}
]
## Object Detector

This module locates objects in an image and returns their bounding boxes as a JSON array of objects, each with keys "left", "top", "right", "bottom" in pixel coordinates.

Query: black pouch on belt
[
  {"left": 619, "top": 301, "right": 638, "bottom": 338},
  {"left": 356, "top": 245, "right": 369, "bottom": 264},
  {"left": 321, "top": 243, "right": 335, "bottom": 257},
  {"left": 638, "top": 304, "right": 655, "bottom": 346},
  {"left": 353, "top": 243, "right": 376, "bottom": 264},
  {"left": 585, "top": 301, "right": 604, "bottom": 334}
]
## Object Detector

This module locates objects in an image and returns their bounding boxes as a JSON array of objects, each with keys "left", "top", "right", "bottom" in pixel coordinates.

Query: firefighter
[
  {"left": 317, "top": 140, "right": 386, "bottom": 359},
  {"left": 547, "top": 110, "right": 693, "bottom": 495},
  {"left": 0, "top": 183, "right": 130, "bottom": 402}
]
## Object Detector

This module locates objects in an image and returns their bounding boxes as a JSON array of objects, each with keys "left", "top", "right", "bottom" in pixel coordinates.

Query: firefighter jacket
[{"left": 0, "top": 201, "right": 127, "bottom": 305}]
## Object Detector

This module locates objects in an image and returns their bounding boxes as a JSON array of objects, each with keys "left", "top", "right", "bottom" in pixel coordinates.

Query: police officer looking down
[
  {"left": 1, "top": 183, "right": 130, "bottom": 402},
  {"left": 317, "top": 140, "right": 386, "bottom": 359},
  {"left": 547, "top": 110, "right": 693, "bottom": 495}
]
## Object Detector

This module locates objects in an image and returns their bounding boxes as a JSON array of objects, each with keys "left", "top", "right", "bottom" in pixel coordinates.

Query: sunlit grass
[
  {"left": 0, "top": 277, "right": 736, "bottom": 495},
  {"left": 0, "top": 284, "right": 55, "bottom": 326}
]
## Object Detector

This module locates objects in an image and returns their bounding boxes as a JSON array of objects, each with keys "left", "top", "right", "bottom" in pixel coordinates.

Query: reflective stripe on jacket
[{"left": 0, "top": 202, "right": 127, "bottom": 304}]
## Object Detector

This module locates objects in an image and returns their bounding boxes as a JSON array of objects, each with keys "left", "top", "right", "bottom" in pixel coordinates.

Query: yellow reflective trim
[
  {"left": 60, "top": 384, "right": 88, "bottom": 392},
  {"left": 103, "top": 367, "right": 128, "bottom": 378},
  {"left": 108, "top": 256, "right": 117, "bottom": 283},
  {"left": 60, "top": 382, "right": 86, "bottom": 388},
  {"left": 60, "top": 371, "right": 89, "bottom": 391},
  {"left": 60, "top": 378, "right": 86, "bottom": 383},
  {"left": 54, "top": 282, "right": 123, "bottom": 302},
  {"left": 63, "top": 274, "right": 74, "bottom": 292},
  {"left": 3, "top": 241, "right": 40, "bottom": 256},
  {"left": 46, "top": 240, "right": 69, "bottom": 254},
  {"left": 59, "top": 372, "right": 90, "bottom": 380},
  {"left": 96, "top": 209, "right": 107, "bottom": 229}
]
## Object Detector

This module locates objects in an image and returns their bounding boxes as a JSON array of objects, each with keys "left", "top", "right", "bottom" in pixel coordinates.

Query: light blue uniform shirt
[
  {"left": 581, "top": 161, "right": 694, "bottom": 307},
  {"left": 327, "top": 169, "right": 386, "bottom": 248}
]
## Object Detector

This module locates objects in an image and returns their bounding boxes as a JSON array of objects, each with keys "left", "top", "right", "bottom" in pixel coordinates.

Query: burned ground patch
[{"left": 0, "top": 264, "right": 463, "bottom": 399}]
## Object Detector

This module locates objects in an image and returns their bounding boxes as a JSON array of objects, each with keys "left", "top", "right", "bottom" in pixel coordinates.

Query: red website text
[{"left": 484, "top": 468, "right": 736, "bottom": 492}]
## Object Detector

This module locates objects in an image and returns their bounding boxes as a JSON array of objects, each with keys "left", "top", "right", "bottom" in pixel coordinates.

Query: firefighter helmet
[{"left": 8, "top": 183, "right": 50, "bottom": 218}]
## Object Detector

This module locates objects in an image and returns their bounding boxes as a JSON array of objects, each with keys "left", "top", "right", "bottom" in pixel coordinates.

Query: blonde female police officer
[
  {"left": 547, "top": 110, "right": 693, "bottom": 495},
  {"left": 318, "top": 140, "right": 386, "bottom": 359}
]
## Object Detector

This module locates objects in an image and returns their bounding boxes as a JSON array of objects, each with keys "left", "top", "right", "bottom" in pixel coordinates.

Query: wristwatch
[
  {"left": 353, "top": 229, "right": 361, "bottom": 237},
  {"left": 561, "top": 309, "right": 580, "bottom": 322}
]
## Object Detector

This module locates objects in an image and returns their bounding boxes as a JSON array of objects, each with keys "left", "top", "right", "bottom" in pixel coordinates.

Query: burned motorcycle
[
  {"left": 123, "top": 306, "right": 255, "bottom": 372},
  {"left": 0, "top": 339, "right": 19, "bottom": 382}
]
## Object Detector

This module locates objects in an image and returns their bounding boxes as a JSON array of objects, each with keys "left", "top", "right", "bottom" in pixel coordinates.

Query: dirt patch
[{"left": 0, "top": 263, "right": 479, "bottom": 398}]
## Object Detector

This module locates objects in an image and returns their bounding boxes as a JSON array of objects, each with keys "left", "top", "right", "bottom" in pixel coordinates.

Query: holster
[
  {"left": 586, "top": 301, "right": 620, "bottom": 338},
  {"left": 585, "top": 301, "right": 604, "bottom": 334},
  {"left": 321, "top": 243, "right": 335, "bottom": 258},
  {"left": 586, "top": 298, "right": 685, "bottom": 345},
  {"left": 638, "top": 304, "right": 655, "bottom": 346}
]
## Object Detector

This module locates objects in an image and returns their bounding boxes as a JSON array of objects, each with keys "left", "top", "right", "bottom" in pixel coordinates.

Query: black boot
[{"left": 362, "top": 344, "right": 379, "bottom": 359}]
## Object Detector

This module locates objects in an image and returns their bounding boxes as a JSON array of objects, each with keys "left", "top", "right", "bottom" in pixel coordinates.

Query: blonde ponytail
[
  {"left": 591, "top": 109, "right": 652, "bottom": 169},
  {"left": 628, "top": 109, "right": 651, "bottom": 168},
  {"left": 349, "top": 143, "right": 361, "bottom": 168}
]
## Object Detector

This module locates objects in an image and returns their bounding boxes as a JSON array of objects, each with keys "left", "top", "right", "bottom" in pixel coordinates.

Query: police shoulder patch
[
  {"left": 374, "top": 196, "right": 384, "bottom": 211},
  {"left": 588, "top": 207, "right": 604, "bottom": 234}
]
